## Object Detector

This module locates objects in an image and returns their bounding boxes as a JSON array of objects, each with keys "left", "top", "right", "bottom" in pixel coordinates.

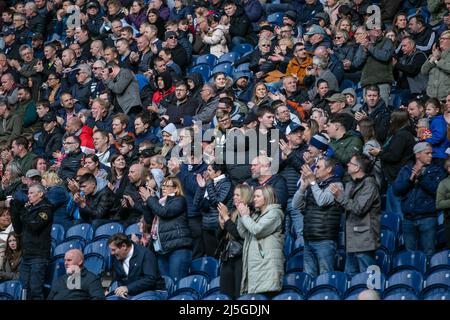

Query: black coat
[
  {"left": 165, "top": 98, "right": 198, "bottom": 128},
  {"left": 229, "top": 6, "right": 251, "bottom": 39},
  {"left": 279, "top": 144, "right": 307, "bottom": 197},
  {"left": 144, "top": 195, "right": 192, "bottom": 253},
  {"left": 246, "top": 174, "right": 289, "bottom": 210},
  {"left": 47, "top": 267, "right": 105, "bottom": 300},
  {"left": 58, "top": 149, "right": 83, "bottom": 181},
  {"left": 361, "top": 99, "right": 392, "bottom": 144},
  {"left": 36, "top": 126, "right": 64, "bottom": 161},
  {"left": 111, "top": 244, "right": 161, "bottom": 296},
  {"left": 79, "top": 186, "right": 121, "bottom": 221},
  {"left": 11, "top": 198, "right": 53, "bottom": 259}
]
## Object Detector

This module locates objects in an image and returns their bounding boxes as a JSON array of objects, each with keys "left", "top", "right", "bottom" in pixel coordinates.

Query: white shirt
[{"left": 123, "top": 245, "right": 134, "bottom": 276}]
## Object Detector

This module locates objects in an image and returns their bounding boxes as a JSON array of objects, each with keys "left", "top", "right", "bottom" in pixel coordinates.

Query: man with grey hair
[
  {"left": 11, "top": 182, "right": 53, "bottom": 299},
  {"left": 90, "top": 40, "right": 104, "bottom": 61},
  {"left": 314, "top": 45, "right": 344, "bottom": 84},
  {"left": 72, "top": 64, "right": 93, "bottom": 108},
  {"left": 307, "top": 56, "right": 338, "bottom": 99},
  {"left": 192, "top": 83, "right": 219, "bottom": 126},
  {"left": 24, "top": 2, "right": 45, "bottom": 36},
  {"left": 0, "top": 73, "right": 18, "bottom": 105}
]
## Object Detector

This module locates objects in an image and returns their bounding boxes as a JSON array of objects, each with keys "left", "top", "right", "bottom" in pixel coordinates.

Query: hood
[
  {"left": 261, "top": 203, "right": 284, "bottom": 220},
  {"left": 94, "top": 177, "right": 108, "bottom": 195},
  {"left": 157, "top": 71, "right": 173, "bottom": 91},
  {"left": 185, "top": 72, "right": 204, "bottom": 91},
  {"left": 151, "top": 168, "right": 165, "bottom": 188}
]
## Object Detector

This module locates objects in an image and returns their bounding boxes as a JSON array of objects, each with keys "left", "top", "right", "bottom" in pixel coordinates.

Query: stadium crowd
[{"left": 0, "top": 0, "right": 450, "bottom": 300}]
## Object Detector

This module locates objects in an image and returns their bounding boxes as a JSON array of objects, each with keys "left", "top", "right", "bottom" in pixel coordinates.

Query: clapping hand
[
  {"left": 196, "top": 174, "right": 206, "bottom": 188},
  {"left": 139, "top": 186, "right": 153, "bottom": 202},
  {"left": 237, "top": 203, "right": 250, "bottom": 217},
  {"left": 329, "top": 183, "right": 342, "bottom": 198}
]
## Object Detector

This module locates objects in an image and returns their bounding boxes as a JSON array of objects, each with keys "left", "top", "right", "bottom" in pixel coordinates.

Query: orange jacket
[{"left": 286, "top": 56, "right": 313, "bottom": 87}]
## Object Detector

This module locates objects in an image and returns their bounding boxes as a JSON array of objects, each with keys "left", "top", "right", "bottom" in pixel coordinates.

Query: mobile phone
[{"left": 80, "top": 191, "right": 85, "bottom": 198}]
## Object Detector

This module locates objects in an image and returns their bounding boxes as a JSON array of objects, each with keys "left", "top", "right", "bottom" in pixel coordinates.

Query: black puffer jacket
[
  {"left": 36, "top": 126, "right": 64, "bottom": 161},
  {"left": 79, "top": 185, "right": 121, "bottom": 221},
  {"left": 360, "top": 99, "right": 392, "bottom": 144},
  {"left": 301, "top": 176, "right": 342, "bottom": 242},
  {"left": 194, "top": 177, "right": 233, "bottom": 231},
  {"left": 58, "top": 149, "right": 83, "bottom": 181},
  {"left": 144, "top": 195, "right": 192, "bottom": 253},
  {"left": 11, "top": 198, "right": 53, "bottom": 258},
  {"left": 279, "top": 144, "right": 307, "bottom": 197},
  {"left": 229, "top": 6, "right": 251, "bottom": 39}
]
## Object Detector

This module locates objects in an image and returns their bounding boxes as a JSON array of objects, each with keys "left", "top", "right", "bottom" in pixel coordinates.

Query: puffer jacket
[
  {"left": 194, "top": 176, "right": 233, "bottom": 230},
  {"left": 237, "top": 203, "right": 284, "bottom": 294},
  {"left": 293, "top": 176, "right": 343, "bottom": 242},
  {"left": 58, "top": 149, "right": 83, "bottom": 181},
  {"left": 336, "top": 175, "right": 381, "bottom": 253},
  {"left": 393, "top": 161, "right": 447, "bottom": 220},
  {"left": 79, "top": 184, "right": 121, "bottom": 222},
  {"left": 203, "top": 24, "right": 229, "bottom": 58},
  {"left": 144, "top": 195, "right": 192, "bottom": 253},
  {"left": 436, "top": 176, "right": 450, "bottom": 218},
  {"left": 286, "top": 56, "right": 313, "bottom": 87},
  {"left": 329, "top": 131, "right": 364, "bottom": 166},
  {"left": 421, "top": 48, "right": 450, "bottom": 101},
  {"left": 426, "top": 114, "right": 450, "bottom": 159},
  {"left": 360, "top": 99, "right": 391, "bottom": 144},
  {"left": 360, "top": 36, "right": 395, "bottom": 87}
]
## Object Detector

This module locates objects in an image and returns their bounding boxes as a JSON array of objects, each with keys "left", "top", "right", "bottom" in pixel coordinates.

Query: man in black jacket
[
  {"left": 36, "top": 112, "right": 64, "bottom": 161},
  {"left": 48, "top": 249, "right": 105, "bottom": 300},
  {"left": 224, "top": 1, "right": 251, "bottom": 46},
  {"left": 58, "top": 135, "right": 84, "bottom": 181},
  {"left": 10, "top": 183, "right": 53, "bottom": 299},
  {"left": 108, "top": 233, "right": 162, "bottom": 299},
  {"left": 74, "top": 173, "right": 120, "bottom": 229}
]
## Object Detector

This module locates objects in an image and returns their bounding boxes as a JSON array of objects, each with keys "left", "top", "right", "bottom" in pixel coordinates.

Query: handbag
[{"left": 223, "top": 239, "right": 243, "bottom": 260}]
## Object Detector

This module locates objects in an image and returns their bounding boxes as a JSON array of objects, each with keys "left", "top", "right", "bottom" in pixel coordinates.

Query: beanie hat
[{"left": 310, "top": 133, "right": 329, "bottom": 151}]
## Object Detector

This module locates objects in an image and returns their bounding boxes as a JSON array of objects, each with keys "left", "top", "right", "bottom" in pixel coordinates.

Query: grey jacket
[
  {"left": 104, "top": 68, "right": 141, "bottom": 114},
  {"left": 0, "top": 113, "right": 22, "bottom": 150},
  {"left": 237, "top": 203, "right": 284, "bottom": 294},
  {"left": 335, "top": 175, "right": 381, "bottom": 253},
  {"left": 421, "top": 48, "right": 450, "bottom": 101},
  {"left": 360, "top": 37, "right": 395, "bottom": 87}
]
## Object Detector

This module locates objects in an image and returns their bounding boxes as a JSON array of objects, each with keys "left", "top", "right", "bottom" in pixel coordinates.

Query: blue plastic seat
[
  {"left": 84, "top": 254, "right": 105, "bottom": 275},
  {"left": 383, "top": 287, "right": 418, "bottom": 300},
  {"left": 65, "top": 223, "right": 94, "bottom": 243},
  {"left": 203, "top": 276, "right": 220, "bottom": 297},
  {"left": 218, "top": 52, "right": 240, "bottom": 64},
  {"left": 131, "top": 291, "right": 163, "bottom": 300},
  {"left": 125, "top": 223, "right": 141, "bottom": 237},
  {"left": 380, "top": 229, "right": 396, "bottom": 254},
  {"left": 339, "top": 79, "right": 355, "bottom": 91},
  {"left": 310, "top": 271, "right": 349, "bottom": 296},
  {"left": 346, "top": 271, "right": 386, "bottom": 295},
  {"left": 44, "top": 258, "right": 65, "bottom": 289},
  {"left": 381, "top": 212, "right": 402, "bottom": 236},
  {"left": 203, "top": 293, "right": 231, "bottom": 300},
  {"left": 422, "top": 269, "right": 450, "bottom": 292},
  {"left": 308, "top": 288, "right": 341, "bottom": 300},
  {"left": 272, "top": 292, "right": 304, "bottom": 300},
  {"left": 173, "top": 275, "right": 209, "bottom": 299},
  {"left": 135, "top": 73, "right": 149, "bottom": 93},
  {"left": 235, "top": 62, "right": 250, "bottom": 72},
  {"left": 237, "top": 294, "right": 268, "bottom": 300},
  {"left": 93, "top": 222, "right": 124, "bottom": 242},
  {"left": 282, "top": 272, "right": 312, "bottom": 296},
  {"left": 211, "top": 63, "right": 233, "bottom": 77},
  {"left": 0, "top": 280, "right": 22, "bottom": 300},
  {"left": 169, "top": 293, "right": 198, "bottom": 300},
  {"left": 232, "top": 43, "right": 254, "bottom": 56},
  {"left": 428, "top": 250, "right": 450, "bottom": 273},
  {"left": 189, "top": 64, "right": 211, "bottom": 83},
  {"left": 344, "top": 288, "right": 365, "bottom": 300},
  {"left": 391, "top": 250, "right": 427, "bottom": 274},
  {"left": 53, "top": 239, "right": 85, "bottom": 259},
  {"left": 195, "top": 54, "right": 218, "bottom": 67},
  {"left": 267, "top": 12, "right": 284, "bottom": 26},
  {"left": 84, "top": 239, "right": 111, "bottom": 271},
  {"left": 285, "top": 252, "right": 303, "bottom": 273},
  {"left": 385, "top": 270, "right": 423, "bottom": 295},
  {"left": 422, "top": 287, "right": 450, "bottom": 300},
  {"left": 189, "top": 257, "right": 220, "bottom": 281},
  {"left": 51, "top": 224, "right": 65, "bottom": 244},
  {"left": 375, "top": 249, "right": 391, "bottom": 274}
]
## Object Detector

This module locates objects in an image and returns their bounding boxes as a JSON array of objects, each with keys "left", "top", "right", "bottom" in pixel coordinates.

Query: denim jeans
[
  {"left": 285, "top": 197, "right": 304, "bottom": 243},
  {"left": 20, "top": 257, "right": 49, "bottom": 300},
  {"left": 403, "top": 217, "right": 437, "bottom": 257},
  {"left": 157, "top": 248, "right": 192, "bottom": 282},
  {"left": 386, "top": 184, "right": 403, "bottom": 217},
  {"left": 303, "top": 240, "right": 337, "bottom": 278},
  {"left": 344, "top": 251, "right": 376, "bottom": 278}
]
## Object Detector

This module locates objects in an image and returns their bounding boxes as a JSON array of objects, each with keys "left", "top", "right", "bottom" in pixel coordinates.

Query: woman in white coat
[{"left": 201, "top": 14, "right": 229, "bottom": 58}]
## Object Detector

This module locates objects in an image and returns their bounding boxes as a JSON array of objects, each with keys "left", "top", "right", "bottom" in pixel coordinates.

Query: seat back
[
  {"left": 203, "top": 293, "right": 231, "bottom": 300},
  {"left": 375, "top": 249, "right": 391, "bottom": 274},
  {"left": 169, "top": 293, "right": 198, "bottom": 300},
  {"left": 217, "top": 52, "right": 240, "bottom": 64},
  {"left": 211, "top": 63, "right": 233, "bottom": 77},
  {"left": 93, "top": 222, "right": 124, "bottom": 241},
  {"left": 174, "top": 275, "right": 209, "bottom": 299},
  {"left": 237, "top": 294, "right": 268, "bottom": 300},
  {"left": 189, "top": 64, "right": 211, "bottom": 83},
  {"left": 0, "top": 280, "right": 22, "bottom": 300},
  {"left": 84, "top": 254, "right": 105, "bottom": 275},
  {"left": 189, "top": 257, "right": 219, "bottom": 281},
  {"left": 392, "top": 250, "right": 427, "bottom": 274},
  {"left": 195, "top": 54, "right": 217, "bottom": 67},
  {"left": 308, "top": 288, "right": 341, "bottom": 300},
  {"left": 386, "top": 270, "right": 423, "bottom": 295},
  {"left": 131, "top": 291, "right": 163, "bottom": 300},
  {"left": 272, "top": 292, "right": 304, "bottom": 300},
  {"left": 422, "top": 287, "right": 450, "bottom": 300},
  {"left": 51, "top": 224, "right": 65, "bottom": 244},
  {"left": 382, "top": 287, "right": 418, "bottom": 300},
  {"left": 285, "top": 252, "right": 303, "bottom": 273},
  {"left": 53, "top": 239, "right": 85, "bottom": 259},
  {"left": 423, "top": 270, "right": 450, "bottom": 290},
  {"left": 65, "top": 223, "right": 94, "bottom": 243},
  {"left": 125, "top": 223, "right": 142, "bottom": 237},
  {"left": 380, "top": 229, "right": 396, "bottom": 254},
  {"left": 231, "top": 43, "right": 253, "bottom": 55},
  {"left": 429, "top": 250, "right": 450, "bottom": 273},
  {"left": 381, "top": 212, "right": 402, "bottom": 236},
  {"left": 311, "top": 271, "right": 349, "bottom": 296},
  {"left": 282, "top": 272, "right": 312, "bottom": 296}
]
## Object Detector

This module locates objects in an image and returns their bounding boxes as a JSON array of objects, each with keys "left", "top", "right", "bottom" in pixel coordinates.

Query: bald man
[
  {"left": 358, "top": 289, "right": 380, "bottom": 300},
  {"left": 47, "top": 249, "right": 105, "bottom": 300}
]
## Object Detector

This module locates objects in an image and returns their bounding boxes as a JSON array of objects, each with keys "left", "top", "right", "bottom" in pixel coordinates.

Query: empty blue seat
[
  {"left": 267, "top": 12, "right": 284, "bottom": 26},
  {"left": 237, "top": 294, "right": 268, "bottom": 300},
  {"left": 211, "top": 63, "right": 233, "bottom": 77},
  {"left": 375, "top": 249, "right": 391, "bottom": 274},
  {"left": 203, "top": 293, "right": 231, "bottom": 300},
  {"left": 203, "top": 276, "right": 220, "bottom": 297},
  {"left": 383, "top": 288, "right": 418, "bottom": 300},
  {"left": 381, "top": 212, "right": 402, "bottom": 236},
  {"left": 347, "top": 271, "right": 386, "bottom": 294},
  {"left": 173, "top": 275, "right": 209, "bottom": 299},
  {"left": 282, "top": 272, "right": 312, "bottom": 296},
  {"left": 392, "top": 250, "right": 427, "bottom": 274},
  {"left": 189, "top": 257, "right": 220, "bottom": 281},
  {"left": 44, "top": 258, "right": 65, "bottom": 289},
  {"left": 195, "top": 54, "right": 217, "bottom": 67},
  {"left": 65, "top": 223, "right": 94, "bottom": 243},
  {"left": 84, "top": 254, "right": 105, "bottom": 275},
  {"left": 218, "top": 52, "right": 240, "bottom": 64},
  {"left": 51, "top": 224, "right": 65, "bottom": 244},
  {"left": 310, "top": 271, "right": 349, "bottom": 296},
  {"left": 380, "top": 229, "right": 396, "bottom": 254},
  {"left": 0, "top": 280, "right": 22, "bottom": 300},
  {"left": 53, "top": 239, "right": 84, "bottom": 259},
  {"left": 232, "top": 43, "right": 253, "bottom": 56},
  {"left": 235, "top": 62, "right": 250, "bottom": 72},
  {"left": 93, "top": 222, "right": 124, "bottom": 242},
  {"left": 169, "top": 293, "right": 198, "bottom": 300},
  {"left": 84, "top": 239, "right": 111, "bottom": 271},
  {"left": 385, "top": 270, "right": 423, "bottom": 295},
  {"left": 131, "top": 291, "right": 163, "bottom": 300},
  {"left": 189, "top": 64, "right": 211, "bottom": 83},
  {"left": 273, "top": 292, "right": 304, "bottom": 300},
  {"left": 423, "top": 269, "right": 450, "bottom": 291},
  {"left": 429, "top": 250, "right": 450, "bottom": 273},
  {"left": 422, "top": 287, "right": 450, "bottom": 300},
  {"left": 125, "top": 223, "right": 141, "bottom": 237},
  {"left": 285, "top": 252, "right": 303, "bottom": 273},
  {"left": 308, "top": 288, "right": 341, "bottom": 300}
]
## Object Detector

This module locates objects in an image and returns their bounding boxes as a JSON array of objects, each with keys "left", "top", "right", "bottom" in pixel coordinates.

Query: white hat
[{"left": 162, "top": 123, "right": 178, "bottom": 142}]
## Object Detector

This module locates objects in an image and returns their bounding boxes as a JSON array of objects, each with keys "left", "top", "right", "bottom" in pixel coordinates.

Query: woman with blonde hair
[
  {"left": 140, "top": 177, "right": 192, "bottom": 281},
  {"left": 42, "top": 171, "right": 71, "bottom": 229},
  {"left": 237, "top": 185, "right": 284, "bottom": 296},
  {"left": 217, "top": 184, "right": 253, "bottom": 298}
]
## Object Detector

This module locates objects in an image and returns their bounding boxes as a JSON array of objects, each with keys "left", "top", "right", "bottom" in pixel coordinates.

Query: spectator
[
  {"left": 201, "top": 14, "right": 229, "bottom": 58},
  {"left": 121, "top": 163, "right": 147, "bottom": 226},
  {"left": 436, "top": 157, "right": 450, "bottom": 249},
  {"left": 237, "top": 185, "right": 284, "bottom": 296},
  {"left": 408, "top": 15, "right": 436, "bottom": 54},
  {"left": 164, "top": 81, "right": 198, "bottom": 128},
  {"left": 47, "top": 249, "right": 105, "bottom": 300},
  {"left": 0, "top": 73, "right": 18, "bottom": 105},
  {"left": 58, "top": 135, "right": 83, "bottom": 181},
  {"left": 0, "top": 209, "right": 13, "bottom": 266},
  {"left": 83, "top": 154, "right": 109, "bottom": 182},
  {"left": 35, "top": 113, "right": 64, "bottom": 162},
  {"left": 41, "top": 171, "right": 71, "bottom": 230},
  {"left": 424, "top": 98, "right": 450, "bottom": 164},
  {"left": 109, "top": 154, "right": 130, "bottom": 198},
  {"left": 223, "top": 0, "right": 251, "bottom": 46},
  {"left": 0, "top": 97, "right": 22, "bottom": 151},
  {"left": 0, "top": 231, "right": 21, "bottom": 282}
]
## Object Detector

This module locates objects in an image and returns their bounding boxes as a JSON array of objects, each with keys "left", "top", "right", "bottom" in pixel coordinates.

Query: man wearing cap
[
  {"left": 303, "top": 133, "right": 330, "bottom": 166},
  {"left": 163, "top": 31, "right": 189, "bottom": 72},
  {"left": 304, "top": 24, "right": 332, "bottom": 51},
  {"left": 0, "top": 97, "right": 22, "bottom": 150},
  {"left": 393, "top": 142, "right": 446, "bottom": 257},
  {"left": 85, "top": 1, "right": 104, "bottom": 37},
  {"left": 35, "top": 112, "right": 64, "bottom": 161},
  {"left": 327, "top": 93, "right": 354, "bottom": 116},
  {"left": 1, "top": 27, "right": 21, "bottom": 61}
]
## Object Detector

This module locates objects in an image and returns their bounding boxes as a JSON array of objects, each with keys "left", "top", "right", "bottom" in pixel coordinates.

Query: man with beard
[
  {"left": 74, "top": 26, "right": 92, "bottom": 62},
  {"left": 14, "top": 86, "right": 40, "bottom": 140},
  {"left": 35, "top": 113, "right": 64, "bottom": 162},
  {"left": 57, "top": 48, "right": 78, "bottom": 93},
  {"left": 58, "top": 135, "right": 83, "bottom": 181},
  {"left": 163, "top": 81, "right": 197, "bottom": 128}
]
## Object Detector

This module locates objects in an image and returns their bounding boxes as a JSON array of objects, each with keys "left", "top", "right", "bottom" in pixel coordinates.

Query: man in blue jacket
[{"left": 393, "top": 142, "right": 447, "bottom": 257}]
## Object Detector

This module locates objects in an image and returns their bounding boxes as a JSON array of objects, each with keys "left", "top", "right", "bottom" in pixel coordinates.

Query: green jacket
[
  {"left": 0, "top": 113, "right": 22, "bottom": 150},
  {"left": 13, "top": 151, "right": 37, "bottom": 174},
  {"left": 237, "top": 204, "right": 284, "bottom": 295},
  {"left": 421, "top": 48, "right": 450, "bottom": 101},
  {"left": 330, "top": 132, "right": 364, "bottom": 165},
  {"left": 436, "top": 176, "right": 450, "bottom": 218},
  {"left": 360, "top": 36, "right": 395, "bottom": 87},
  {"left": 428, "top": 0, "right": 447, "bottom": 26}
]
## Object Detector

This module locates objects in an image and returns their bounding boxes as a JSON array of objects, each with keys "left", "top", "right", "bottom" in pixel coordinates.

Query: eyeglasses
[
  {"left": 63, "top": 141, "right": 76, "bottom": 145},
  {"left": 334, "top": 36, "right": 343, "bottom": 39},
  {"left": 260, "top": 44, "right": 271, "bottom": 47},
  {"left": 167, "top": 36, "right": 176, "bottom": 40}
]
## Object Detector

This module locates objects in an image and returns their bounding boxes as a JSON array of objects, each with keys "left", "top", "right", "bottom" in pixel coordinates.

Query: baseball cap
[
  {"left": 42, "top": 112, "right": 57, "bottom": 123},
  {"left": 0, "top": 27, "right": 15, "bottom": 37},
  {"left": 326, "top": 93, "right": 347, "bottom": 103},
  {"left": 165, "top": 31, "right": 178, "bottom": 40},
  {"left": 26, "top": 169, "right": 42, "bottom": 179},
  {"left": 285, "top": 122, "right": 305, "bottom": 135},
  {"left": 139, "top": 148, "right": 155, "bottom": 158},
  {"left": 413, "top": 142, "right": 431, "bottom": 154},
  {"left": 305, "top": 25, "right": 326, "bottom": 36},
  {"left": 86, "top": 1, "right": 99, "bottom": 9},
  {"left": 284, "top": 10, "right": 297, "bottom": 22}
]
